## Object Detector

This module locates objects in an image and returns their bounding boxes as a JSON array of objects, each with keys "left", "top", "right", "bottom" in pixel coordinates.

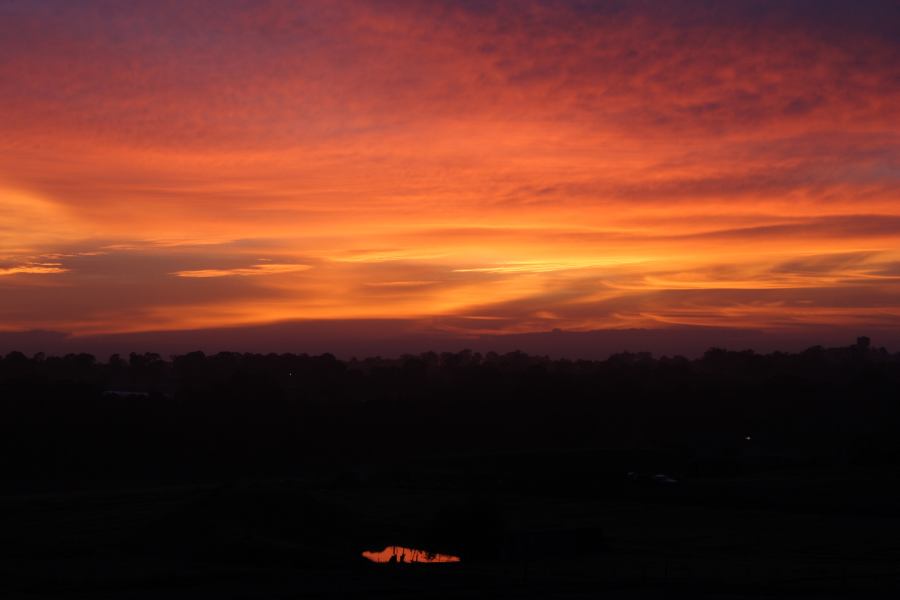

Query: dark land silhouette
[{"left": 2, "top": 337, "right": 900, "bottom": 597}]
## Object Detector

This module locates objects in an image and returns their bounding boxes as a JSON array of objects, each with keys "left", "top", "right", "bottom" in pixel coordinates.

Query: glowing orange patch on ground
[{"left": 362, "top": 545, "right": 461, "bottom": 564}]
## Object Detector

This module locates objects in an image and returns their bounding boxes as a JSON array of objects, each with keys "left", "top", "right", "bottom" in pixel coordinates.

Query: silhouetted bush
[
  {"left": 1, "top": 338, "right": 899, "bottom": 489},
  {"left": 426, "top": 497, "right": 507, "bottom": 561}
]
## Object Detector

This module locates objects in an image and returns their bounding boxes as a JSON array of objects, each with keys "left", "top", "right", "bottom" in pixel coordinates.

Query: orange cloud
[
  {"left": 173, "top": 263, "right": 311, "bottom": 278},
  {"left": 0, "top": 264, "right": 68, "bottom": 277},
  {"left": 0, "top": 1, "right": 897, "bottom": 343}
]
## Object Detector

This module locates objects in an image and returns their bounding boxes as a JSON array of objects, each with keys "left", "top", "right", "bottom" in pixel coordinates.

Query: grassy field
[{"left": 2, "top": 459, "right": 900, "bottom": 598}]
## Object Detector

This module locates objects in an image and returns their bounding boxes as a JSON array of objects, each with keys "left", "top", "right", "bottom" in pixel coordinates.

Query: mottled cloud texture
[{"left": 1, "top": 0, "right": 898, "bottom": 350}]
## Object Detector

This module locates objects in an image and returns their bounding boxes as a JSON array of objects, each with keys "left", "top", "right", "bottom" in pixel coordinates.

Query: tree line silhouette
[{"left": 2, "top": 337, "right": 899, "bottom": 489}]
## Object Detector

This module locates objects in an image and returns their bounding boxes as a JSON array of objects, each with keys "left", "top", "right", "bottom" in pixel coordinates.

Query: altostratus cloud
[{"left": 0, "top": 1, "right": 897, "bottom": 338}]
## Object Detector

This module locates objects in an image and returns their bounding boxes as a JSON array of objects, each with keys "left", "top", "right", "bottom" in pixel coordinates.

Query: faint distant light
[{"left": 745, "top": 435, "right": 752, "bottom": 441}]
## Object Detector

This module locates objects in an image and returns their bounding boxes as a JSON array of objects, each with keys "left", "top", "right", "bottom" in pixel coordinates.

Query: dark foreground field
[
  {"left": 3, "top": 457, "right": 900, "bottom": 599},
  {"left": 3, "top": 342, "right": 900, "bottom": 597}
]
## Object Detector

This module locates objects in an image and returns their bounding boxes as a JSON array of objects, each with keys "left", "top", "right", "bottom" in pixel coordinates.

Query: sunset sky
[{"left": 1, "top": 0, "right": 899, "bottom": 355}]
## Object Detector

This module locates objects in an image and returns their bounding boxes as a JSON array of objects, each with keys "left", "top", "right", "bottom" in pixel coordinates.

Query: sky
[{"left": 1, "top": 0, "right": 899, "bottom": 356}]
